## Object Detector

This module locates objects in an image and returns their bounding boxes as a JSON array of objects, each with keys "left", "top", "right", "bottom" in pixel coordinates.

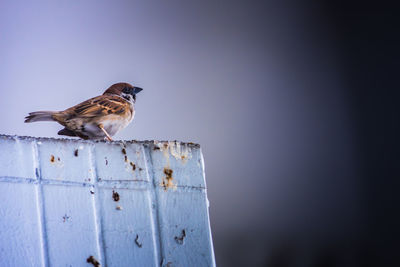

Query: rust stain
[
  {"left": 121, "top": 148, "right": 137, "bottom": 172},
  {"left": 86, "top": 255, "right": 101, "bottom": 267},
  {"left": 50, "top": 155, "right": 55, "bottom": 163},
  {"left": 112, "top": 190, "right": 120, "bottom": 202},
  {"left": 161, "top": 168, "right": 176, "bottom": 191},
  {"left": 164, "top": 168, "right": 173, "bottom": 177}
]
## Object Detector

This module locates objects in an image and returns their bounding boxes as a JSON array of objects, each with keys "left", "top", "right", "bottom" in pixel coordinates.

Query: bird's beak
[{"left": 133, "top": 87, "right": 143, "bottom": 94}]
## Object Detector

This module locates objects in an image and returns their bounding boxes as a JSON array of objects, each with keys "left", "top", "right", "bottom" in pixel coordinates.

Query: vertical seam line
[
  {"left": 33, "top": 140, "right": 50, "bottom": 267},
  {"left": 90, "top": 142, "right": 107, "bottom": 266},
  {"left": 145, "top": 144, "right": 165, "bottom": 266}
]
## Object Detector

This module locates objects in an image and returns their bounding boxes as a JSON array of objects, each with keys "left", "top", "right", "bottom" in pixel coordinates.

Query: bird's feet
[{"left": 98, "top": 124, "right": 113, "bottom": 141}]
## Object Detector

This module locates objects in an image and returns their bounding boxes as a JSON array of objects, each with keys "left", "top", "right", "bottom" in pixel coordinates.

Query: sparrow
[{"left": 25, "top": 82, "right": 143, "bottom": 141}]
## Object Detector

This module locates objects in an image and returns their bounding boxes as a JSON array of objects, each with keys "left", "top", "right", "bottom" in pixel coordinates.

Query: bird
[{"left": 25, "top": 82, "right": 143, "bottom": 141}]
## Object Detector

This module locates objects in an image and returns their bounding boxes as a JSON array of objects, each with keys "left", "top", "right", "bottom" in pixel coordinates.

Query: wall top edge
[{"left": 0, "top": 134, "right": 201, "bottom": 148}]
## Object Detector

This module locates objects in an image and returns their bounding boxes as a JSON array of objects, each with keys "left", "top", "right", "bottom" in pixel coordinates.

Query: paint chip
[
  {"left": 130, "top": 162, "right": 136, "bottom": 171},
  {"left": 112, "top": 190, "right": 120, "bottom": 202},
  {"left": 175, "top": 229, "right": 186, "bottom": 245},
  {"left": 86, "top": 255, "right": 101, "bottom": 267},
  {"left": 135, "top": 235, "right": 142, "bottom": 248}
]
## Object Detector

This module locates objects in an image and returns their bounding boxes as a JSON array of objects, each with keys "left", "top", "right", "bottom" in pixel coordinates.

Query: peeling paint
[
  {"left": 169, "top": 141, "right": 192, "bottom": 163},
  {"left": 152, "top": 141, "right": 163, "bottom": 151},
  {"left": 174, "top": 229, "right": 186, "bottom": 245},
  {"left": 154, "top": 141, "right": 192, "bottom": 164}
]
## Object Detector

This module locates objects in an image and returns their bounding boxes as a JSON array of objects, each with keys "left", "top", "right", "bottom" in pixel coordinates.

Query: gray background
[{"left": 1, "top": 1, "right": 397, "bottom": 266}]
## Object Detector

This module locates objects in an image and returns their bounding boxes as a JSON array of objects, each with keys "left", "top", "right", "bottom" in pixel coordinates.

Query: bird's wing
[{"left": 63, "top": 95, "right": 129, "bottom": 119}]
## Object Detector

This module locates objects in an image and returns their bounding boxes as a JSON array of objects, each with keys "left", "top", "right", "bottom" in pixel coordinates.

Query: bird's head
[{"left": 103, "top": 82, "right": 143, "bottom": 102}]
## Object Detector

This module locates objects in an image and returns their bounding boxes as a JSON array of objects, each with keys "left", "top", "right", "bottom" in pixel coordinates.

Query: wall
[{"left": 0, "top": 134, "right": 215, "bottom": 267}]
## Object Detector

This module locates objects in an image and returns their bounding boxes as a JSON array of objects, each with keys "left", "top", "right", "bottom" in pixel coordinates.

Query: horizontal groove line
[
  {"left": 0, "top": 176, "right": 38, "bottom": 184},
  {"left": 40, "top": 179, "right": 94, "bottom": 187},
  {"left": 0, "top": 177, "right": 205, "bottom": 191},
  {"left": 156, "top": 185, "right": 206, "bottom": 192},
  {"left": 0, "top": 176, "right": 150, "bottom": 188},
  {"left": 98, "top": 179, "right": 149, "bottom": 183},
  {"left": 97, "top": 180, "right": 151, "bottom": 189}
]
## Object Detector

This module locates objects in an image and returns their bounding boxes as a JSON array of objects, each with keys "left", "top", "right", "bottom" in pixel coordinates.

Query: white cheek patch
[{"left": 121, "top": 93, "right": 133, "bottom": 102}]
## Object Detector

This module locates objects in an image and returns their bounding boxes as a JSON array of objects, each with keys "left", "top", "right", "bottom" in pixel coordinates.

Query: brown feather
[
  {"left": 61, "top": 95, "right": 129, "bottom": 119},
  {"left": 103, "top": 82, "right": 134, "bottom": 95}
]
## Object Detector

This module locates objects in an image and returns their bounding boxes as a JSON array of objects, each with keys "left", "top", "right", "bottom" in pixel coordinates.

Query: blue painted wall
[{"left": 0, "top": 135, "right": 215, "bottom": 267}]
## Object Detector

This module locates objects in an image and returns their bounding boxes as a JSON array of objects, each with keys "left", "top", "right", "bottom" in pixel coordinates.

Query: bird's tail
[{"left": 24, "top": 111, "right": 57, "bottom": 123}]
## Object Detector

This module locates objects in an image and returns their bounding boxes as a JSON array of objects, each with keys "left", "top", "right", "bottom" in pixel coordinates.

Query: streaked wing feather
[{"left": 68, "top": 95, "right": 127, "bottom": 118}]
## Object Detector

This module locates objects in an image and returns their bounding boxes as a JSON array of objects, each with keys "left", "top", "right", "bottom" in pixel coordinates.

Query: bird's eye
[{"left": 122, "top": 87, "right": 131, "bottom": 94}]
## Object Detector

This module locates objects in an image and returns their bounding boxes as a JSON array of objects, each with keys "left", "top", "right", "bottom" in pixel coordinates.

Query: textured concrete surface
[{"left": 0, "top": 135, "right": 215, "bottom": 267}]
